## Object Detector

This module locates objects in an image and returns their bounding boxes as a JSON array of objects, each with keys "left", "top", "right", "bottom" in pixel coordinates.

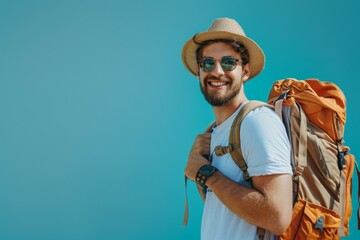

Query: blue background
[{"left": 1, "top": 0, "right": 359, "bottom": 239}]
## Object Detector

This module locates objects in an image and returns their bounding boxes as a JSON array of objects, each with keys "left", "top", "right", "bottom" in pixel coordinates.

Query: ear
[
  {"left": 196, "top": 66, "right": 201, "bottom": 79},
  {"left": 242, "top": 63, "right": 251, "bottom": 82}
]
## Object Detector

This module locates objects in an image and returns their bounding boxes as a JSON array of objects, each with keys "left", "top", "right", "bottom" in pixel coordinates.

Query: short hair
[{"left": 195, "top": 39, "right": 250, "bottom": 66}]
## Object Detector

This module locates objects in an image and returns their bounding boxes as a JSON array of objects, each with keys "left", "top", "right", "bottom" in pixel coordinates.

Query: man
[{"left": 182, "top": 18, "right": 293, "bottom": 240}]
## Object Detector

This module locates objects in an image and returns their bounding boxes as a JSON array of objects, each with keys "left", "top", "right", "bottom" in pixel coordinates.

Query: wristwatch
[{"left": 195, "top": 165, "right": 218, "bottom": 188}]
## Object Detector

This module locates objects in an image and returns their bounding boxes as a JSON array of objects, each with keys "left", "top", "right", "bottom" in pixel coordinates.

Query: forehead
[{"left": 202, "top": 42, "right": 239, "bottom": 58}]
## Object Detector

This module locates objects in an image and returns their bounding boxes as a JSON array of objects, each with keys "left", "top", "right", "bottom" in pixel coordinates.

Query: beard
[{"left": 200, "top": 77, "right": 241, "bottom": 106}]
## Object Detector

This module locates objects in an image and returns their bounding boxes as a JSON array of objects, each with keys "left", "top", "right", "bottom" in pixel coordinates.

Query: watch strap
[{"left": 195, "top": 165, "right": 218, "bottom": 188}]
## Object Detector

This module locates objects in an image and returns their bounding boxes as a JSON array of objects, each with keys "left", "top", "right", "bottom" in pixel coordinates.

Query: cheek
[
  {"left": 198, "top": 72, "right": 206, "bottom": 84},
  {"left": 230, "top": 70, "right": 244, "bottom": 81}
]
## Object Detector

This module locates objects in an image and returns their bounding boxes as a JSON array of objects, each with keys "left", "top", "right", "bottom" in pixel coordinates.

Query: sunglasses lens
[
  {"left": 202, "top": 58, "right": 215, "bottom": 72},
  {"left": 221, "top": 57, "right": 238, "bottom": 71}
]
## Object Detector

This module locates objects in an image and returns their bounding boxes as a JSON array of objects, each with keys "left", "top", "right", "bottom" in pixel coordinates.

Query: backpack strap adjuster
[{"left": 215, "top": 145, "right": 233, "bottom": 156}]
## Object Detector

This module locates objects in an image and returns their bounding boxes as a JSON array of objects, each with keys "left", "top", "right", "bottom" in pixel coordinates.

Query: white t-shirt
[{"left": 201, "top": 103, "right": 292, "bottom": 240}]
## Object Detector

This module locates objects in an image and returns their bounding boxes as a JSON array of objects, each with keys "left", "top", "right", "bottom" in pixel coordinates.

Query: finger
[
  {"left": 198, "top": 145, "right": 210, "bottom": 155},
  {"left": 196, "top": 133, "right": 211, "bottom": 142},
  {"left": 194, "top": 134, "right": 211, "bottom": 146},
  {"left": 191, "top": 143, "right": 210, "bottom": 155}
]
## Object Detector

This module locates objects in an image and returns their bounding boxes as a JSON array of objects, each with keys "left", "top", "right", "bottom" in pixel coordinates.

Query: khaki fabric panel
[
  {"left": 289, "top": 103, "right": 307, "bottom": 176},
  {"left": 297, "top": 123, "right": 341, "bottom": 212}
]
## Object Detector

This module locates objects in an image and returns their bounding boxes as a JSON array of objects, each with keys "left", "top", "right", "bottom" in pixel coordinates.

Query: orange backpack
[{"left": 213, "top": 78, "right": 359, "bottom": 239}]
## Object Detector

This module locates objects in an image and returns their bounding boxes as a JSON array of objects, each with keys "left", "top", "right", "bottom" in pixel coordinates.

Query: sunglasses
[{"left": 198, "top": 57, "right": 241, "bottom": 72}]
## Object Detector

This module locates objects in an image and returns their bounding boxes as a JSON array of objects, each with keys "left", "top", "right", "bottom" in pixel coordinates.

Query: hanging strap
[
  {"left": 183, "top": 122, "right": 215, "bottom": 226},
  {"left": 182, "top": 176, "right": 189, "bottom": 226},
  {"left": 274, "top": 100, "right": 308, "bottom": 176},
  {"left": 294, "top": 103, "right": 308, "bottom": 176},
  {"left": 356, "top": 161, "right": 360, "bottom": 230},
  {"left": 273, "top": 90, "right": 289, "bottom": 121}
]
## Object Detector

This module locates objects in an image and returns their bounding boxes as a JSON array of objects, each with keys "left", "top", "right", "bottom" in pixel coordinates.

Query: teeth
[{"left": 210, "top": 81, "right": 227, "bottom": 86}]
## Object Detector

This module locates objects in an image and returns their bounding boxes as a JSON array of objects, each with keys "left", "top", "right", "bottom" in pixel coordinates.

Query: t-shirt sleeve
[{"left": 240, "top": 107, "right": 292, "bottom": 177}]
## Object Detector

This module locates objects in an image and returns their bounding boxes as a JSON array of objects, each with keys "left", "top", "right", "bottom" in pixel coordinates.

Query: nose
[{"left": 211, "top": 61, "right": 225, "bottom": 77}]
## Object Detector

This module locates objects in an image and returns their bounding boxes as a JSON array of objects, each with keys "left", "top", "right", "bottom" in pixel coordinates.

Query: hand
[{"left": 184, "top": 133, "right": 211, "bottom": 181}]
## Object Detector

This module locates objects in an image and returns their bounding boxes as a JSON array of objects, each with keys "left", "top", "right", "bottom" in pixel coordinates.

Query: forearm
[{"left": 206, "top": 171, "right": 292, "bottom": 235}]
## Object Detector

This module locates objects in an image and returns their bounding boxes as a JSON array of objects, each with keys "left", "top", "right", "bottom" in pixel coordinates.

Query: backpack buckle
[
  {"left": 215, "top": 145, "right": 233, "bottom": 156},
  {"left": 277, "top": 89, "right": 290, "bottom": 100}
]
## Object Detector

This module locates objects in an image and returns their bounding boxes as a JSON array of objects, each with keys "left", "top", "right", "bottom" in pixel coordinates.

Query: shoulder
[
  {"left": 239, "top": 106, "right": 292, "bottom": 176},
  {"left": 241, "top": 106, "right": 282, "bottom": 130},
  {"left": 239, "top": 104, "right": 289, "bottom": 152},
  {"left": 239, "top": 105, "right": 289, "bottom": 153}
]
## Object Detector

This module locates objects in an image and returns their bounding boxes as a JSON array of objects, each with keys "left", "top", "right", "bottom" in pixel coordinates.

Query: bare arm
[
  {"left": 184, "top": 132, "right": 293, "bottom": 234},
  {"left": 206, "top": 171, "right": 292, "bottom": 235}
]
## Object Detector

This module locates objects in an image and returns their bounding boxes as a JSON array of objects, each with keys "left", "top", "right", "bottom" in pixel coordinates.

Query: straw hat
[{"left": 181, "top": 18, "right": 265, "bottom": 81}]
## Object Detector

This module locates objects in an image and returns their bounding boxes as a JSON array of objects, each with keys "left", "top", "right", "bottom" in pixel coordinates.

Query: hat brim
[{"left": 181, "top": 31, "right": 265, "bottom": 81}]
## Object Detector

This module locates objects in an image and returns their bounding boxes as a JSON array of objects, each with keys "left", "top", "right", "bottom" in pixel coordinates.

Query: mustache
[{"left": 205, "top": 75, "right": 231, "bottom": 82}]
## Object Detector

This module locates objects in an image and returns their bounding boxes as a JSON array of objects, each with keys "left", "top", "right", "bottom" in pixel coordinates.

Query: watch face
[{"left": 200, "top": 165, "right": 214, "bottom": 175}]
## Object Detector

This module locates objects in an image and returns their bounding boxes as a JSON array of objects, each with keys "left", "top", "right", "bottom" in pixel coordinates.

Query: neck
[{"left": 212, "top": 94, "right": 248, "bottom": 126}]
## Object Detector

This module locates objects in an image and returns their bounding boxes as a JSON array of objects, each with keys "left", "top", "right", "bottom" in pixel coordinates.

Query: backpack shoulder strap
[
  {"left": 229, "top": 100, "right": 270, "bottom": 180},
  {"left": 229, "top": 100, "right": 270, "bottom": 240}
]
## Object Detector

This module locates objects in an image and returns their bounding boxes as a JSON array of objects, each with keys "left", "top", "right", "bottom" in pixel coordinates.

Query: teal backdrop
[{"left": 1, "top": 0, "right": 359, "bottom": 239}]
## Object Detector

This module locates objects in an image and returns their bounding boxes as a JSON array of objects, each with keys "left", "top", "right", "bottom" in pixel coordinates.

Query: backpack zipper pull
[{"left": 314, "top": 217, "right": 324, "bottom": 232}]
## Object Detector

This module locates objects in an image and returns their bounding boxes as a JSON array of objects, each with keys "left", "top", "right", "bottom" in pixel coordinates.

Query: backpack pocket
[
  {"left": 278, "top": 199, "right": 341, "bottom": 240},
  {"left": 302, "top": 123, "right": 341, "bottom": 205}
]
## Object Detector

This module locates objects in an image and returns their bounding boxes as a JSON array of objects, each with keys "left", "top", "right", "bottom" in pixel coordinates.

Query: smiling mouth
[{"left": 208, "top": 81, "right": 229, "bottom": 87}]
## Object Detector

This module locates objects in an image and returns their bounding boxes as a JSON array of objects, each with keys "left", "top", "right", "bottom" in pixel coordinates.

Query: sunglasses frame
[{"left": 198, "top": 56, "right": 242, "bottom": 72}]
